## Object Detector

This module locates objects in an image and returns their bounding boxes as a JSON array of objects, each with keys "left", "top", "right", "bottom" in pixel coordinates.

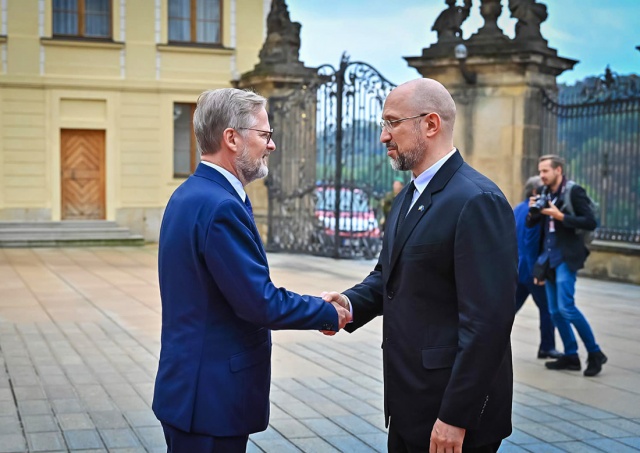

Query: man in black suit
[{"left": 323, "top": 78, "right": 517, "bottom": 453}]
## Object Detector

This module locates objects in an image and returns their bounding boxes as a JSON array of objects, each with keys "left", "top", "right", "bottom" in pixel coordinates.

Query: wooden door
[{"left": 60, "top": 129, "right": 106, "bottom": 220}]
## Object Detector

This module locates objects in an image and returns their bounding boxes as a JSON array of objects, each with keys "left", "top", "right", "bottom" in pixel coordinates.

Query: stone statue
[
  {"left": 432, "top": 0, "right": 472, "bottom": 42},
  {"left": 509, "top": 0, "right": 548, "bottom": 41},
  {"left": 258, "top": 0, "right": 302, "bottom": 67}
]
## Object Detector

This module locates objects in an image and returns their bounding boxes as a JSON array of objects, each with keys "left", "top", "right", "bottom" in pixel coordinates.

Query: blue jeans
[
  {"left": 545, "top": 262, "right": 600, "bottom": 356},
  {"left": 516, "top": 281, "right": 556, "bottom": 352}
]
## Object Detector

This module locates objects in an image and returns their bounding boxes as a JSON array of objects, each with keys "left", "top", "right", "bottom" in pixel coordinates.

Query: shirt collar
[
  {"left": 412, "top": 148, "right": 457, "bottom": 195},
  {"left": 200, "top": 161, "right": 247, "bottom": 201}
]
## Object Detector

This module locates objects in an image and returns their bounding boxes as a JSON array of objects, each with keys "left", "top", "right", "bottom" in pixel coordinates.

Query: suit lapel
[
  {"left": 388, "top": 151, "right": 465, "bottom": 273},
  {"left": 193, "top": 163, "right": 269, "bottom": 263}
]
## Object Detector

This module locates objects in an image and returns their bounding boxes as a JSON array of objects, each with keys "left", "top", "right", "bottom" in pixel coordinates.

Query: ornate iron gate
[
  {"left": 540, "top": 69, "right": 640, "bottom": 243},
  {"left": 267, "top": 54, "right": 399, "bottom": 258}
]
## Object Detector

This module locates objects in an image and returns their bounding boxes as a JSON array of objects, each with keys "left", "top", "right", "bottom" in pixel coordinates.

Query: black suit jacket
[
  {"left": 344, "top": 151, "right": 517, "bottom": 448},
  {"left": 526, "top": 181, "right": 597, "bottom": 272}
]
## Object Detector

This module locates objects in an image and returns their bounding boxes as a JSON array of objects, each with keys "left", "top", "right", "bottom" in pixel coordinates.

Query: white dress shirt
[{"left": 200, "top": 161, "right": 247, "bottom": 202}]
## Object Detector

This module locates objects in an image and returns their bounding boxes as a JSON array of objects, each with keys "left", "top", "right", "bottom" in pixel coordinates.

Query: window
[
  {"left": 53, "top": 0, "right": 112, "bottom": 39},
  {"left": 173, "top": 103, "right": 199, "bottom": 177},
  {"left": 169, "top": 0, "right": 221, "bottom": 44}
]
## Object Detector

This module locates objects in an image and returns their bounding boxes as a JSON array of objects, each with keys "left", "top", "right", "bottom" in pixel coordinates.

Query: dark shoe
[
  {"left": 538, "top": 348, "right": 563, "bottom": 359},
  {"left": 545, "top": 354, "right": 581, "bottom": 371},
  {"left": 584, "top": 351, "right": 608, "bottom": 377}
]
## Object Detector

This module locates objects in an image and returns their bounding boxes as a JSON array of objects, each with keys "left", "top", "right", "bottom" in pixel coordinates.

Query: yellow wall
[{"left": 0, "top": 0, "right": 265, "bottom": 238}]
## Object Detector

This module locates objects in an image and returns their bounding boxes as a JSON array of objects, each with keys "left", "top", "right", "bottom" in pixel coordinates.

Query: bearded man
[
  {"left": 153, "top": 88, "right": 351, "bottom": 452},
  {"left": 323, "top": 78, "right": 518, "bottom": 453}
]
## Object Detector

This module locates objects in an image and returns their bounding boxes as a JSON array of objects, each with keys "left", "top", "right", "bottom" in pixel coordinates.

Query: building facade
[{"left": 0, "top": 0, "right": 267, "bottom": 240}]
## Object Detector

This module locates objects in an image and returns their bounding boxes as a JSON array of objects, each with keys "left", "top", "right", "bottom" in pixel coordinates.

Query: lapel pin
[{"left": 418, "top": 205, "right": 425, "bottom": 211}]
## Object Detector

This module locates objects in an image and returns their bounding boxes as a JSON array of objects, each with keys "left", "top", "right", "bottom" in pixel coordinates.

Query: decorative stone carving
[
  {"left": 258, "top": 0, "right": 302, "bottom": 67},
  {"left": 475, "top": 0, "right": 506, "bottom": 38},
  {"left": 509, "top": 0, "right": 548, "bottom": 42},
  {"left": 432, "top": 0, "right": 472, "bottom": 42}
]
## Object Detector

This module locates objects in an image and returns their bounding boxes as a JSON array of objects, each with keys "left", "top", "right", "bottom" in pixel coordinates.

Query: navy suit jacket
[
  {"left": 152, "top": 163, "right": 338, "bottom": 437},
  {"left": 344, "top": 151, "right": 517, "bottom": 448}
]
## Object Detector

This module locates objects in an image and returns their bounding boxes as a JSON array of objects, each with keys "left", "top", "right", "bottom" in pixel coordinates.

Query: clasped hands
[{"left": 320, "top": 291, "right": 350, "bottom": 335}]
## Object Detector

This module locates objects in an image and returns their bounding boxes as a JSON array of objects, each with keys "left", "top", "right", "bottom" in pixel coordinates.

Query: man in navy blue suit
[
  {"left": 323, "top": 78, "right": 517, "bottom": 453},
  {"left": 153, "top": 88, "right": 351, "bottom": 452}
]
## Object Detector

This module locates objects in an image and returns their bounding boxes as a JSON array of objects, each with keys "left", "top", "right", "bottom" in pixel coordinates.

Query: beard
[
  {"left": 388, "top": 127, "right": 427, "bottom": 172},
  {"left": 237, "top": 144, "right": 269, "bottom": 184}
]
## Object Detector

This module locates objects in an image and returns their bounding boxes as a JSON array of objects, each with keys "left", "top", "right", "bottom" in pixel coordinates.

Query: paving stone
[
  {"left": 135, "top": 426, "right": 166, "bottom": 449},
  {"left": 269, "top": 417, "right": 316, "bottom": 439},
  {"left": 13, "top": 385, "right": 46, "bottom": 401},
  {"left": 573, "top": 419, "right": 638, "bottom": 438},
  {"left": 280, "top": 401, "right": 322, "bottom": 419},
  {"left": 300, "top": 417, "right": 349, "bottom": 437},
  {"left": 0, "top": 401, "right": 17, "bottom": 417},
  {"left": 520, "top": 443, "right": 566, "bottom": 452},
  {"left": 91, "top": 410, "right": 129, "bottom": 429},
  {"left": 498, "top": 443, "right": 529, "bottom": 453},
  {"left": 601, "top": 418, "right": 640, "bottom": 436},
  {"left": 99, "top": 428, "right": 141, "bottom": 448},
  {"left": 51, "top": 398, "right": 84, "bottom": 414},
  {"left": 619, "top": 437, "right": 640, "bottom": 449},
  {"left": 22, "top": 414, "right": 58, "bottom": 433},
  {"left": 0, "top": 415, "right": 21, "bottom": 435},
  {"left": 251, "top": 438, "right": 301, "bottom": 453},
  {"left": 251, "top": 426, "right": 286, "bottom": 442},
  {"left": 536, "top": 405, "right": 590, "bottom": 421},
  {"left": 324, "top": 434, "right": 377, "bottom": 452},
  {"left": 0, "top": 433, "right": 27, "bottom": 453},
  {"left": 63, "top": 429, "right": 105, "bottom": 450},
  {"left": 553, "top": 441, "right": 609, "bottom": 452},
  {"left": 333, "top": 414, "right": 382, "bottom": 435},
  {"left": 44, "top": 385, "right": 77, "bottom": 399},
  {"left": 507, "top": 428, "right": 542, "bottom": 445},
  {"left": 544, "top": 420, "right": 603, "bottom": 440},
  {"left": 516, "top": 423, "right": 573, "bottom": 443},
  {"left": 123, "top": 410, "right": 159, "bottom": 428},
  {"left": 0, "top": 388, "right": 13, "bottom": 401},
  {"left": 17, "top": 399, "right": 51, "bottom": 416},
  {"left": 289, "top": 436, "right": 341, "bottom": 453},
  {"left": 57, "top": 412, "right": 95, "bottom": 430},
  {"left": 357, "top": 432, "right": 388, "bottom": 452},
  {"left": 564, "top": 403, "right": 617, "bottom": 420},
  {"left": 26, "top": 431, "right": 66, "bottom": 452},
  {"left": 584, "top": 438, "right": 640, "bottom": 452},
  {"left": 246, "top": 440, "right": 262, "bottom": 453}
]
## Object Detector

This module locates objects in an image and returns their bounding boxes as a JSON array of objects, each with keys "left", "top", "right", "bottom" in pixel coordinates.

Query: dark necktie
[
  {"left": 396, "top": 181, "right": 415, "bottom": 234},
  {"left": 244, "top": 195, "right": 254, "bottom": 219}
]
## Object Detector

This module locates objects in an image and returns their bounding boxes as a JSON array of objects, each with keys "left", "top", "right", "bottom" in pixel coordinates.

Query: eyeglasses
[
  {"left": 379, "top": 113, "right": 431, "bottom": 133},
  {"left": 238, "top": 128, "right": 274, "bottom": 145}
]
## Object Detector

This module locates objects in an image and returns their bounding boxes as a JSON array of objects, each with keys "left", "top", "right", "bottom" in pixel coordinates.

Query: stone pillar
[
  {"left": 405, "top": 0, "right": 576, "bottom": 204},
  {"left": 236, "top": 0, "right": 317, "bottom": 241}
]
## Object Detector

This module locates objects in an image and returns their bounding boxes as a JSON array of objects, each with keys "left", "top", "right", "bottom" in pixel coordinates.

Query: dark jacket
[
  {"left": 344, "top": 151, "right": 517, "bottom": 448},
  {"left": 526, "top": 181, "right": 596, "bottom": 272}
]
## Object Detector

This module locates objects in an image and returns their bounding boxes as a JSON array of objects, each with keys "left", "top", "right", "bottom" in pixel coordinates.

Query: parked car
[{"left": 313, "top": 185, "right": 381, "bottom": 258}]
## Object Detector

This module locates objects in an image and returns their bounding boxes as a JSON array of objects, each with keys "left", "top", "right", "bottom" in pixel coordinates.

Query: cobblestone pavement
[{"left": 0, "top": 246, "right": 638, "bottom": 452}]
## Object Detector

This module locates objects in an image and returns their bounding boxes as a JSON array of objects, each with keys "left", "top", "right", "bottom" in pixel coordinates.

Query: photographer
[{"left": 527, "top": 155, "right": 606, "bottom": 377}]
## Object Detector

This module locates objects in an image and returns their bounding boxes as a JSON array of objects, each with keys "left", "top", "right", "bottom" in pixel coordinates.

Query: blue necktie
[
  {"left": 396, "top": 181, "right": 415, "bottom": 234},
  {"left": 244, "top": 195, "right": 254, "bottom": 219}
]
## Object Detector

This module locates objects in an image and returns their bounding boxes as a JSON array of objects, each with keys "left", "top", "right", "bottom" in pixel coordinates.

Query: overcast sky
[{"left": 285, "top": 0, "right": 640, "bottom": 86}]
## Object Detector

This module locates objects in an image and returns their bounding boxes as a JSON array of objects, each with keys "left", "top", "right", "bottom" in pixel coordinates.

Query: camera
[{"left": 529, "top": 187, "right": 551, "bottom": 214}]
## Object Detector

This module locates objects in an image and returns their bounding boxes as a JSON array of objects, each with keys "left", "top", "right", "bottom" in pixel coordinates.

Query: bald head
[{"left": 388, "top": 78, "right": 456, "bottom": 138}]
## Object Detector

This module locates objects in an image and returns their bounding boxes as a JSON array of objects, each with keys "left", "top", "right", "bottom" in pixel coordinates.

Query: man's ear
[
  {"left": 424, "top": 113, "right": 441, "bottom": 138},
  {"left": 222, "top": 128, "right": 240, "bottom": 153}
]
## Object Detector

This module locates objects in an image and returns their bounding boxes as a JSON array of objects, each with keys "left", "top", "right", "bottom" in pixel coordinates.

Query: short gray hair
[
  {"left": 524, "top": 175, "right": 542, "bottom": 199},
  {"left": 193, "top": 88, "right": 267, "bottom": 155}
]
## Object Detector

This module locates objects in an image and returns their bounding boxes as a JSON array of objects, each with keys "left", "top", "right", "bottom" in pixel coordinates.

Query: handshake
[{"left": 320, "top": 291, "right": 351, "bottom": 335}]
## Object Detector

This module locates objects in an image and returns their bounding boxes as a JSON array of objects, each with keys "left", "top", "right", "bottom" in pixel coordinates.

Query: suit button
[{"left": 387, "top": 291, "right": 394, "bottom": 299}]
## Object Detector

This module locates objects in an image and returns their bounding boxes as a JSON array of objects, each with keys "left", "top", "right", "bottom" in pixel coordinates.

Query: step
[{"left": 0, "top": 221, "right": 145, "bottom": 248}]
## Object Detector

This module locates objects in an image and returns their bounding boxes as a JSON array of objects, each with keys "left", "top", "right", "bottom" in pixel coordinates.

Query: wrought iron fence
[
  {"left": 540, "top": 71, "right": 640, "bottom": 243},
  {"left": 267, "top": 54, "right": 400, "bottom": 258}
]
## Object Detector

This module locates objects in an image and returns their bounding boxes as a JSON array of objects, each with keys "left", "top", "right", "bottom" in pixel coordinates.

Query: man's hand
[
  {"left": 430, "top": 418, "right": 465, "bottom": 453},
  {"left": 320, "top": 292, "right": 351, "bottom": 336},
  {"left": 533, "top": 277, "right": 546, "bottom": 286},
  {"left": 540, "top": 200, "right": 565, "bottom": 221}
]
